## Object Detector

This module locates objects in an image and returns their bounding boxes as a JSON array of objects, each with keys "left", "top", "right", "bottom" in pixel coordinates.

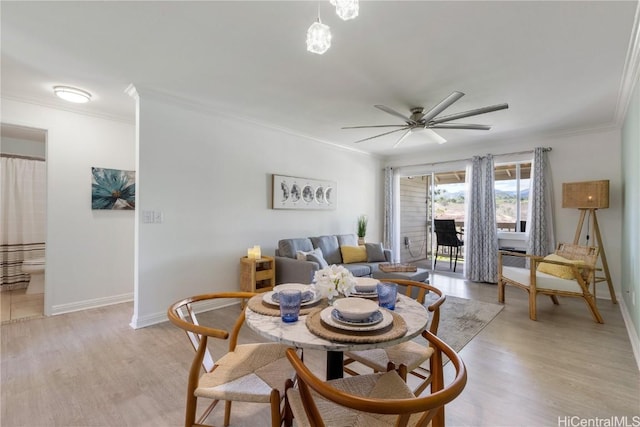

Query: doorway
[{"left": 0, "top": 123, "right": 47, "bottom": 323}]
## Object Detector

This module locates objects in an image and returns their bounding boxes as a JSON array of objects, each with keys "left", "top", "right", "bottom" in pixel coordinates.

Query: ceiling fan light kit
[{"left": 343, "top": 91, "right": 509, "bottom": 148}]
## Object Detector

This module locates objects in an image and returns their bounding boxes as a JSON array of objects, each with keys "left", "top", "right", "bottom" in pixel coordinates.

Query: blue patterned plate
[
  {"left": 331, "top": 308, "right": 383, "bottom": 326},
  {"left": 271, "top": 290, "right": 315, "bottom": 304}
]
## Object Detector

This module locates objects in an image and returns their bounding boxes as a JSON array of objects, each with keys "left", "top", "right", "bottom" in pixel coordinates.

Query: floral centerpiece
[{"left": 312, "top": 265, "right": 357, "bottom": 301}]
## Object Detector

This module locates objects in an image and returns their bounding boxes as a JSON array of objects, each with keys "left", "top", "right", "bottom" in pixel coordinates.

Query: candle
[{"left": 253, "top": 245, "right": 261, "bottom": 259}]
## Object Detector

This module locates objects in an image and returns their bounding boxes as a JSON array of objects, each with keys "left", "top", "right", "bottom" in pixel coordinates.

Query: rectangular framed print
[{"left": 272, "top": 174, "right": 336, "bottom": 210}]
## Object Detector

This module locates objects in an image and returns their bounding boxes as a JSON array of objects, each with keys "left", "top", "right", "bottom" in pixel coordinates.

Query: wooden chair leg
[
  {"left": 224, "top": 400, "right": 232, "bottom": 426},
  {"left": 528, "top": 291, "right": 537, "bottom": 321},
  {"left": 283, "top": 379, "right": 295, "bottom": 427},
  {"left": 549, "top": 295, "right": 559, "bottom": 305},
  {"left": 498, "top": 279, "right": 505, "bottom": 303},
  {"left": 185, "top": 394, "right": 197, "bottom": 427},
  {"left": 270, "top": 389, "right": 282, "bottom": 427},
  {"left": 584, "top": 296, "right": 604, "bottom": 324}
]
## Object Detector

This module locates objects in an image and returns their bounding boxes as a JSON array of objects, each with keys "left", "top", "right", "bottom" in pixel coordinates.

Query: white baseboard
[
  {"left": 51, "top": 292, "right": 133, "bottom": 316},
  {"left": 129, "top": 299, "right": 239, "bottom": 329},
  {"left": 619, "top": 298, "right": 640, "bottom": 371}
]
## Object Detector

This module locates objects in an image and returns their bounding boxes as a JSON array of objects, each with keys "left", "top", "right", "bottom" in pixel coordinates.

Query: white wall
[
  {"left": 386, "top": 128, "right": 623, "bottom": 298},
  {"left": 1, "top": 99, "right": 136, "bottom": 314},
  {"left": 132, "top": 91, "right": 383, "bottom": 327}
]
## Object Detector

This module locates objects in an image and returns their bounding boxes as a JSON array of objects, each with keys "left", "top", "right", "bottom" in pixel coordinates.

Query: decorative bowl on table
[
  {"left": 332, "top": 297, "right": 379, "bottom": 321},
  {"left": 353, "top": 277, "right": 380, "bottom": 293}
]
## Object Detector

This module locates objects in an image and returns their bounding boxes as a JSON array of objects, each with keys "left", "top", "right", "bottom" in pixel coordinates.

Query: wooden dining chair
[
  {"left": 167, "top": 292, "right": 296, "bottom": 427},
  {"left": 343, "top": 279, "right": 446, "bottom": 395},
  {"left": 285, "top": 330, "right": 467, "bottom": 427},
  {"left": 498, "top": 243, "right": 604, "bottom": 323}
]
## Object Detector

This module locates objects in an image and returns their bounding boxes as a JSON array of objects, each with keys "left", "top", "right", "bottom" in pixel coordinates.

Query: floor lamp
[{"left": 562, "top": 180, "right": 617, "bottom": 303}]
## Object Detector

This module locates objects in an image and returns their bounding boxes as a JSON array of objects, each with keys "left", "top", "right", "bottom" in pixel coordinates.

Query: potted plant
[{"left": 357, "top": 215, "right": 368, "bottom": 245}]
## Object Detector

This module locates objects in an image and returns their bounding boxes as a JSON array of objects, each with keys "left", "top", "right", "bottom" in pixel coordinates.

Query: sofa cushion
[
  {"left": 342, "top": 263, "right": 372, "bottom": 277},
  {"left": 340, "top": 245, "right": 368, "bottom": 263},
  {"left": 311, "top": 235, "right": 342, "bottom": 264},
  {"left": 278, "top": 238, "right": 314, "bottom": 259},
  {"left": 306, "top": 248, "right": 329, "bottom": 269},
  {"left": 365, "top": 243, "right": 387, "bottom": 262},
  {"left": 537, "top": 254, "right": 584, "bottom": 279},
  {"left": 337, "top": 234, "right": 359, "bottom": 247}
]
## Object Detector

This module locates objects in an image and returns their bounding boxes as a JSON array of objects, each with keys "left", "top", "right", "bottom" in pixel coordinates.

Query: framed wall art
[
  {"left": 91, "top": 167, "right": 136, "bottom": 210},
  {"left": 272, "top": 174, "right": 336, "bottom": 210}
]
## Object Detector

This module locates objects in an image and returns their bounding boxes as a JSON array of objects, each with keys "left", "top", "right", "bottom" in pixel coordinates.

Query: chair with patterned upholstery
[
  {"left": 343, "top": 279, "right": 446, "bottom": 395},
  {"left": 168, "top": 292, "right": 296, "bottom": 427},
  {"left": 284, "top": 330, "right": 467, "bottom": 427}
]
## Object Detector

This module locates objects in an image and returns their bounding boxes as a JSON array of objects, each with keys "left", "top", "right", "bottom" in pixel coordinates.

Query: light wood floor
[
  {"left": 1, "top": 274, "right": 638, "bottom": 426},
  {"left": 0, "top": 289, "right": 44, "bottom": 323}
]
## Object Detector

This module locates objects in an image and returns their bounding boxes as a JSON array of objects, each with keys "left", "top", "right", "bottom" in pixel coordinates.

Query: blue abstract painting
[{"left": 91, "top": 167, "right": 135, "bottom": 210}]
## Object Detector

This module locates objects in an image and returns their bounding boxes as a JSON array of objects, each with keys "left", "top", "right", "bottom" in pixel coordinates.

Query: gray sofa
[{"left": 275, "top": 234, "right": 392, "bottom": 284}]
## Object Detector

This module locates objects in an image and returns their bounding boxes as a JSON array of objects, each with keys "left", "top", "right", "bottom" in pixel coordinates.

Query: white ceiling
[{"left": 1, "top": 1, "right": 638, "bottom": 157}]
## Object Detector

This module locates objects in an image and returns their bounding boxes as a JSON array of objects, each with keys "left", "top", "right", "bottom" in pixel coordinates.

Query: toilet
[{"left": 22, "top": 257, "right": 45, "bottom": 294}]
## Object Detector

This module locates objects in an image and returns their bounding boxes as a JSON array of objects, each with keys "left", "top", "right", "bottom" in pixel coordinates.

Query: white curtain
[
  {"left": 527, "top": 147, "right": 555, "bottom": 257},
  {"left": 464, "top": 155, "right": 499, "bottom": 283},
  {"left": 1, "top": 157, "right": 47, "bottom": 288}
]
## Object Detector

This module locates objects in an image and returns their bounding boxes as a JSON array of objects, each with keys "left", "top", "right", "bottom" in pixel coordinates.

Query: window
[{"left": 495, "top": 162, "right": 530, "bottom": 232}]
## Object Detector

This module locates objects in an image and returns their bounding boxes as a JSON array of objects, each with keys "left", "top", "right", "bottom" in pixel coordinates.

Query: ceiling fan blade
[
  {"left": 374, "top": 105, "right": 417, "bottom": 125},
  {"left": 430, "top": 103, "right": 509, "bottom": 124},
  {"left": 421, "top": 91, "right": 465, "bottom": 123},
  {"left": 342, "top": 124, "right": 408, "bottom": 129},
  {"left": 393, "top": 129, "right": 413, "bottom": 148},
  {"left": 430, "top": 123, "right": 491, "bottom": 130},
  {"left": 354, "top": 127, "right": 409, "bottom": 143}
]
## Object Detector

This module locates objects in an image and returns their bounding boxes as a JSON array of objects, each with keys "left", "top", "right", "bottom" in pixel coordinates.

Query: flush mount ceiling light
[
  {"left": 53, "top": 86, "right": 92, "bottom": 103},
  {"left": 330, "top": 0, "right": 359, "bottom": 21},
  {"left": 306, "top": 15, "right": 332, "bottom": 55}
]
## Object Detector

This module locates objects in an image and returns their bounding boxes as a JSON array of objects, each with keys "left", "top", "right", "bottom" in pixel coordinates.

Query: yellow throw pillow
[
  {"left": 537, "top": 254, "right": 584, "bottom": 279},
  {"left": 340, "top": 245, "right": 368, "bottom": 264}
]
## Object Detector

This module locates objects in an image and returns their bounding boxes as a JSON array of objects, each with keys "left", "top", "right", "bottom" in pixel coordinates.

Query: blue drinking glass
[
  {"left": 376, "top": 282, "right": 397, "bottom": 310},
  {"left": 279, "top": 289, "right": 302, "bottom": 323}
]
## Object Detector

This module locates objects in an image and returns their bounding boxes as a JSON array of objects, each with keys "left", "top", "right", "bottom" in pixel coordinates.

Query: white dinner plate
[
  {"left": 319, "top": 306, "right": 393, "bottom": 332},
  {"left": 349, "top": 290, "right": 378, "bottom": 299}
]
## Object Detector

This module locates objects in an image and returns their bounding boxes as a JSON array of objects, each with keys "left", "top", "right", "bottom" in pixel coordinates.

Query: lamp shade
[{"left": 562, "top": 180, "right": 609, "bottom": 209}]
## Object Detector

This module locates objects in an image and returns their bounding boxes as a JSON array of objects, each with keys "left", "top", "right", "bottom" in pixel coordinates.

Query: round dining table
[{"left": 245, "top": 293, "right": 429, "bottom": 380}]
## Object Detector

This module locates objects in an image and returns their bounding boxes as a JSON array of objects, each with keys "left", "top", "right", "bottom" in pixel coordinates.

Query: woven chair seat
[
  {"left": 287, "top": 371, "right": 420, "bottom": 427},
  {"left": 196, "top": 342, "right": 293, "bottom": 402},
  {"left": 346, "top": 340, "right": 434, "bottom": 372}
]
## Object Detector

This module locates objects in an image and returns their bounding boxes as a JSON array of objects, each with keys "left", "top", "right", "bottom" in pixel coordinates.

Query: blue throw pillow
[{"left": 365, "top": 243, "right": 387, "bottom": 262}]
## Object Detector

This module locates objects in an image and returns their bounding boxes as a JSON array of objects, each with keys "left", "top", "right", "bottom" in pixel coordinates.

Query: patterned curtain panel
[
  {"left": 527, "top": 147, "right": 556, "bottom": 257},
  {"left": 465, "top": 155, "right": 499, "bottom": 283},
  {"left": 383, "top": 166, "right": 397, "bottom": 261},
  {"left": 1, "top": 157, "right": 47, "bottom": 289}
]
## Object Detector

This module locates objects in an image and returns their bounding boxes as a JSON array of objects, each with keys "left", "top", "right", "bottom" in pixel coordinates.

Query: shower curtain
[{"left": 0, "top": 156, "right": 46, "bottom": 289}]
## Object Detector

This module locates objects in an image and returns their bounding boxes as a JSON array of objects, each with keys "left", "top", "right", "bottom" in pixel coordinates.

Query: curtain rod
[
  {"left": 1, "top": 153, "right": 45, "bottom": 161},
  {"left": 392, "top": 147, "right": 552, "bottom": 170}
]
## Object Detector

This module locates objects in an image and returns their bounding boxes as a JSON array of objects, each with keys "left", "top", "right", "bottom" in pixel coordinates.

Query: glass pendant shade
[
  {"left": 306, "top": 19, "right": 332, "bottom": 54},
  {"left": 334, "top": 0, "right": 359, "bottom": 21}
]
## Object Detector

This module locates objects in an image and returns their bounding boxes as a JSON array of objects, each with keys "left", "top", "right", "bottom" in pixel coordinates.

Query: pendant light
[
  {"left": 306, "top": 6, "right": 332, "bottom": 55},
  {"left": 331, "top": 0, "right": 359, "bottom": 21}
]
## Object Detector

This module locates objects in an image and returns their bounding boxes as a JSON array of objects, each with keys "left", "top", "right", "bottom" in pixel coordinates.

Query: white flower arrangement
[{"left": 312, "top": 264, "right": 357, "bottom": 299}]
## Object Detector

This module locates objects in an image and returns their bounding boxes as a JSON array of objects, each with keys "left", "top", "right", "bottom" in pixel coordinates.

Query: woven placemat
[
  {"left": 305, "top": 309, "right": 408, "bottom": 343},
  {"left": 246, "top": 294, "right": 328, "bottom": 317}
]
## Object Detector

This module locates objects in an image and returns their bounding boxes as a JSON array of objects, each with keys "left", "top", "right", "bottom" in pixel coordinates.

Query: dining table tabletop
[{"left": 244, "top": 292, "right": 430, "bottom": 379}]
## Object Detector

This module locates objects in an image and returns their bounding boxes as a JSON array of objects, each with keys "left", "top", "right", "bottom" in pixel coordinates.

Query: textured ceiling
[{"left": 1, "top": 1, "right": 637, "bottom": 157}]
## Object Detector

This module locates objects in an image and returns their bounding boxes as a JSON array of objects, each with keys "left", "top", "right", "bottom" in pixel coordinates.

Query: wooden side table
[{"left": 239, "top": 256, "right": 275, "bottom": 307}]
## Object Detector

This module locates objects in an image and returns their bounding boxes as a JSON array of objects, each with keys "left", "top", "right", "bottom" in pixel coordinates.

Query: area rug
[{"left": 422, "top": 294, "right": 504, "bottom": 356}]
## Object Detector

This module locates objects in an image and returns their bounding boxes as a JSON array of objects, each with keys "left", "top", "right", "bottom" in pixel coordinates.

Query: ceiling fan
[{"left": 343, "top": 91, "right": 508, "bottom": 148}]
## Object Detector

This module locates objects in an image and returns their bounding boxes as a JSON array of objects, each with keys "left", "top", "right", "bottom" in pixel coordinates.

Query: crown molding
[{"left": 615, "top": 0, "right": 640, "bottom": 124}]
